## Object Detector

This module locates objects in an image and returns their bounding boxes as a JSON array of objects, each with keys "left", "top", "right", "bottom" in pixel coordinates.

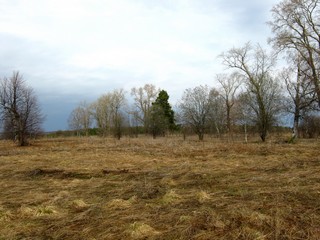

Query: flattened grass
[{"left": 0, "top": 136, "right": 320, "bottom": 239}]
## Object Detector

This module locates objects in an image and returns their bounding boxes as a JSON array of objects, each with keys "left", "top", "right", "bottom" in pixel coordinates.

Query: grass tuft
[
  {"left": 197, "top": 190, "right": 211, "bottom": 203},
  {"left": 129, "top": 222, "right": 159, "bottom": 239},
  {"left": 161, "top": 189, "right": 181, "bottom": 205},
  {"left": 71, "top": 199, "right": 90, "bottom": 211},
  {"left": 107, "top": 198, "right": 133, "bottom": 210},
  {"left": 19, "top": 205, "right": 57, "bottom": 217}
]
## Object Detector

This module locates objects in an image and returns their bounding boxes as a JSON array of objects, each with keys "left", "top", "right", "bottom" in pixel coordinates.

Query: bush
[{"left": 299, "top": 115, "right": 320, "bottom": 138}]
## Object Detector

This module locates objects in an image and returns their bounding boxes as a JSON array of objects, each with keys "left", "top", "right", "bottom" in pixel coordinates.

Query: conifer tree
[{"left": 150, "top": 90, "right": 176, "bottom": 137}]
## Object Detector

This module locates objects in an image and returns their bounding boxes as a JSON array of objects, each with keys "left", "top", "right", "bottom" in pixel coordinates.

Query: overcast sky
[{"left": 0, "top": 0, "right": 280, "bottom": 131}]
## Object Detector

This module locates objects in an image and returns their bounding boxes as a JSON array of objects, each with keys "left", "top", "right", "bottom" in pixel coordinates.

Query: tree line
[
  {"left": 68, "top": 85, "right": 176, "bottom": 139},
  {"left": 2, "top": 0, "right": 320, "bottom": 144}
]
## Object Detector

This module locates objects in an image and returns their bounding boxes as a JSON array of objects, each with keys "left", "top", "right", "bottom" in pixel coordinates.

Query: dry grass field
[{"left": 0, "top": 135, "right": 320, "bottom": 239}]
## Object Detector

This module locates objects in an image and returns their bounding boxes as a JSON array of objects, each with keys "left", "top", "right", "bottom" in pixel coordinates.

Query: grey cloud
[{"left": 0, "top": 0, "right": 279, "bottom": 131}]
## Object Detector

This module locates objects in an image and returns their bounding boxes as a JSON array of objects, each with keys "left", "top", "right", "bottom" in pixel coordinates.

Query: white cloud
[{"left": 0, "top": 0, "right": 281, "bottom": 130}]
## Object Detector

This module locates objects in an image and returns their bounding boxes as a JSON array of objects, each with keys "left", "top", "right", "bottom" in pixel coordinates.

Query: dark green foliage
[
  {"left": 150, "top": 104, "right": 167, "bottom": 138},
  {"left": 154, "top": 90, "right": 176, "bottom": 130},
  {"left": 150, "top": 90, "right": 176, "bottom": 138}
]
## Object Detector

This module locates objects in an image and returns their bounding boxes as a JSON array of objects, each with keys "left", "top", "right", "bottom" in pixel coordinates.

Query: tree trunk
[
  {"left": 244, "top": 122, "right": 248, "bottom": 143},
  {"left": 291, "top": 62, "right": 301, "bottom": 142},
  {"left": 198, "top": 129, "right": 204, "bottom": 141},
  {"left": 306, "top": 48, "right": 320, "bottom": 108},
  {"left": 260, "top": 131, "right": 267, "bottom": 142},
  {"left": 18, "top": 131, "right": 28, "bottom": 146},
  {"left": 215, "top": 123, "right": 220, "bottom": 139},
  {"left": 291, "top": 112, "right": 299, "bottom": 141},
  {"left": 259, "top": 122, "right": 267, "bottom": 142},
  {"left": 226, "top": 104, "right": 231, "bottom": 134}
]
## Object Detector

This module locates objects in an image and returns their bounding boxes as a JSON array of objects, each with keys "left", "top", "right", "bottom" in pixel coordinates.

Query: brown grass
[{"left": 0, "top": 135, "right": 320, "bottom": 239}]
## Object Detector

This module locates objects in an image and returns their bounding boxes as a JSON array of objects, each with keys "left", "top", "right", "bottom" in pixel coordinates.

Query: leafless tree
[
  {"left": 109, "top": 89, "right": 126, "bottom": 140},
  {"left": 235, "top": 93, "right": 254, "bottom": 143},
  {"left": 127, "top": 109, "right": 141, "bottom": 137},
  {"left": 91, "top": 94, "right": 112, "bottom": 136},
  {"left": 91, "top": 89, "right": 127, "bottom": 139},
  {"left": 68, "top": 101, "right": 93, "bottom": 136},
  {"left": 206, "top": 88, "right": 225, "bottom": 137},
  {"left": 216, "top": 73, "right": 241, "bottom": 134},
  {"left": 220, "top": 43, "right": 283, "bottom": 141},
  {"left": 268, "top": 0, "right": 320, "bottom": 106},
  {"left": 131, "top": 84, "right": 159, "bottom": 133},
  {"left": 280, "top": 58, "right": 316, "bottom": 139},
  {"left": 0, "top": 71, "right": 44, "bottom": 146},
  {"left": 179, "top": 85, "right": 212, "bottom": 140}
]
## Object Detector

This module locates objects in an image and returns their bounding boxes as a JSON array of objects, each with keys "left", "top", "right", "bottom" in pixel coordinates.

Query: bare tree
[
  {"left": 127, "top": 109, "right": 141, "bottom": 138},
  {"left": 91, "top": 94, "right": 112, "bottom": 136},
  {"left": 235, "top": 93, "right": 254, "bottom": 143},
  {"left": 216, "top": 73, "right": 241, "bottom": 134},
  {"left": 268, "top": 0, "right": 320, "bottom": 106},
  {"left": 0, "top": 71, "right": 44, "bottom": 146},
  {"left": 68, "top": 101, "right": 92, "bottom": 136},
  {"left": 281, "top": 59, "right": 316, "bottom": 139},
  {"left": 220, "top": 43, "right": 283, "bottom": 141},
  {"left": 179, "top": 85, "right": 211, "bottom": 140},
  {"left": 91, "top": 89, "right": 127, "bottom": 139},
  {"left": 109, "top": 89, "right": 126, "bottom": 140},
  {"left": 207, "top": 88, "right": 225, "bottom": 137},
  {"left": 131, "top": 84, "right": 159, "bottom": 133}
]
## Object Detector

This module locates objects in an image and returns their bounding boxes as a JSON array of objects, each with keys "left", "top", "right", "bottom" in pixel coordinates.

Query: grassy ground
[{"left": 0, "top": 135, "right": 320, "bottom": 239}]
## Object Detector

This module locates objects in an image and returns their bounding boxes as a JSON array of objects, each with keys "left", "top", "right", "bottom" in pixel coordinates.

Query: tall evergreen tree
[{"left": 150, "top": 90, "right": 176, "bottom": 137}]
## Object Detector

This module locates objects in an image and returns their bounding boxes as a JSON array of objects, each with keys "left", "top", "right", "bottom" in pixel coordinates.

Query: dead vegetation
[{"left": 0, "top": 136, "right": 320, "bottom": 239}]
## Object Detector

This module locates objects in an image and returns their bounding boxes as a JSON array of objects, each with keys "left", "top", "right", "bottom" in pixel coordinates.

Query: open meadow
[{"left": 0, "top": 136, "right": 320, "bottom": 239}]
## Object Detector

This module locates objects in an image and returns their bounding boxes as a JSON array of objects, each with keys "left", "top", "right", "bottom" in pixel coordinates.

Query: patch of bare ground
[{"left": 0, "top": 136, "right": 320, "bottom": 239}]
